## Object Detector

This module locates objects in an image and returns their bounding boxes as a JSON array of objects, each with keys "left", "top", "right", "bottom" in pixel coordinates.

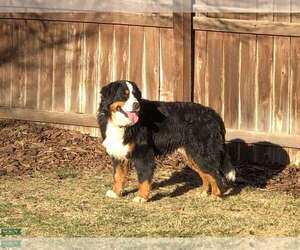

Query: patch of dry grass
[{"left": 0, "top": 167, "right": 299, "bottom": 237}]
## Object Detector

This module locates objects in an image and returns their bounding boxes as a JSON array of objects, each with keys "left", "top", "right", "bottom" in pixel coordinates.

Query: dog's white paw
[
  {"left": 105, "top": 190, "right": 119, "bottom": 199},
  {"left": 132, "top": 196, "right": 147, "bottom": 203}
]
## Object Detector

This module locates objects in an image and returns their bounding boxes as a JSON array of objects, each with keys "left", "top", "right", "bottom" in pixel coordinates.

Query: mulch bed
[{"left": 0, "top": 119, "right": 299, "bottom": 198}]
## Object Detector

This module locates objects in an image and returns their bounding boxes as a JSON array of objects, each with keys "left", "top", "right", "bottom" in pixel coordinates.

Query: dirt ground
[
  {"left": 0, "top": 120, "right": 299, "bottom": 197},
  {"left": 0, "top": 120, "right": 299, "bottom": 237}
]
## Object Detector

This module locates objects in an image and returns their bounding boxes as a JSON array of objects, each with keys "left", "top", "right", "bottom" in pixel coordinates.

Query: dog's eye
[{"left": 124, "top": 90, "right": 129, "bottom": 97}]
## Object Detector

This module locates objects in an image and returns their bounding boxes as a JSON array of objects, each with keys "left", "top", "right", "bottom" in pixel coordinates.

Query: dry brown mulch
[
  {"left": 0, "top": 119, "right": 299, "bottom": 197},
  {"left": 0, "top": 120, "right": 110, "bottom": 175}
]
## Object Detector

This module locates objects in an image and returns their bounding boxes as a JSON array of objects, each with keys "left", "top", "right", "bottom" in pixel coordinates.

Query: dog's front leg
[
  {"left": 106, "top": 158, "right": 128, "bottom": 198},
  {"left": 132, "top": 149, "right": 154, "bottom": 203}
]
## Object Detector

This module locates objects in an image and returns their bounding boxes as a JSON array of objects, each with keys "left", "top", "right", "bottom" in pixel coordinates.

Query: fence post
[{"left": 173, "top": 0, "right": 193, "bottom": 102}]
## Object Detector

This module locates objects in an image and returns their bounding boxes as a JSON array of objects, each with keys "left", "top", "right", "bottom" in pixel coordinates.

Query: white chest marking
[{"left": 102, "top": 122, "right": 130, "bottom": 160}]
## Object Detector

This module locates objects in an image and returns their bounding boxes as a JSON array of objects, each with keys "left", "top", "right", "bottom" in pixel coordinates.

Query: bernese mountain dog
[{"left": 97, "top": 80, "right": 236, "bottom": 203}]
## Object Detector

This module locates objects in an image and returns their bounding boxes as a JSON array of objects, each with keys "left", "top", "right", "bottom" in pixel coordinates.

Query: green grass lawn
[{"left": 0, "top": 167, "right": 299, "bottom": 237}]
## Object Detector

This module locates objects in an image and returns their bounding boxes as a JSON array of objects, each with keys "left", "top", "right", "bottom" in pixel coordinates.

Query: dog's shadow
[
  {"left": 150, "top": 166, "right": 201, "bottom": 201},
  {"left": 127, "top": 140, "right": 290, "bottom": 202}
]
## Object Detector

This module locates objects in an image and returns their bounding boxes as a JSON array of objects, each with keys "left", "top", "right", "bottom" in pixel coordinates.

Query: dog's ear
[
  {"left": 100, "top": 84, "right": 112, "bottom": 100},
  {"left": 130, "top": 81, "right": 142, "bottom": 100},
  {"left": 99, "top": 84, "right": 114, "bottom": 116}
]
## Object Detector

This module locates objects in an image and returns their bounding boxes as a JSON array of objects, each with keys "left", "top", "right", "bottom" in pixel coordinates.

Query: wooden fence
[
  {"left": 0, "top": 11, "right": 192, "bottom": 136},
  {"left": 0, "top": 4, "right": 300, "bottom": 164},
  {"left": 193, "top": 1, "right": 300, "bottom": 164}
]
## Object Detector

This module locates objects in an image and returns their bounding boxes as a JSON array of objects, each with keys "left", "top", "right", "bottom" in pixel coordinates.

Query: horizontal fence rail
[
  {"left": 193, "top": 15, "right": 300, "bottom": 37},
  {"left": 1, "top": 107, "right": 300, "bottom": 149},
  {"left": 0, "top": 12, "right": 174, "bottom": 28}
]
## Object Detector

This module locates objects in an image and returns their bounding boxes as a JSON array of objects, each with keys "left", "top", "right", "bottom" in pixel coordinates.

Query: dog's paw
[
  {"left": 212, "top": 195, "right": 223, "bottom": 201},
  {"left": 200, "top": 191, "right": 209, "bottom": 197},
  {"left": 105, "top": 190, "right": 119, "bottom": 199},
  {"left": 132, "top": 196, "right": 147, "bottom": 203}
]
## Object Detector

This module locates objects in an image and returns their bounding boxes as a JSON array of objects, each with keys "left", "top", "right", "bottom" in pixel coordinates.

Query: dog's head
[{"left": 99, "top": 80, "right": 142, "bottom": 127}]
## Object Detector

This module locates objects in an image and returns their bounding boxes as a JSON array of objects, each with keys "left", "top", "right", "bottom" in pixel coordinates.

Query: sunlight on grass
[{"left": 0, "top": 168, "right": 299, "bottom": 237}]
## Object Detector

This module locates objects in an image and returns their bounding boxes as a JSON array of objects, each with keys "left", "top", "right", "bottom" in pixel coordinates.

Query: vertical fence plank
[
  {"left": 239, "top": 15, "right": 257, "bottom": 131},
  {"left": 206, "top": 31, "right": 223, "bottom": 115},
  {"left": 39, "top": 21, "right": 54, "bottom": 111},
  {"left": 99, "top": 24, "right": 114, "bottom": 88},
  {"left": 84, "top": 23, "right": 98, "bottom": 114},
  {"left": 256, "top": 1, "right": 274, "bottom": 132},
  {"left": 68, "top": 23, "right": 83, "bottom": 113},
  {"left": 144, "top": 27, "right": 160, "bottom": 101},
  {"left": 0, "top": 21, "right": 12, "bottom": 107},
  {"left": 256, "top": 35, "right": 273, "bottom": 132},
  {"left": 223, "top": 32, "right": 240, "bottom": 129},
  {"left": 273, "top": 2, "right": 290, "bottom": 134},
  {"left": 113, "top": 25, "right": 129, "bottom": 81},
  {"left": 273, "top": 37, "right": 290, "bottom": 134},
  {"left": 129, "top": 26, "right": 144, "bottom": 90},
  {"left": 11, "top": 20, "right": 26, "bottom": 108},
  {"left": 289, "top": 5, "right": 300, "bottom": 164},
  {"left": 160, "top": 28, "right": 175, "bottom": 101},
  {"left": 291, "top": 14, "right": 300, "bottom": 136},
  {"left": 64, "top": 23, "right": 73, "bottom": 113},
  {"left": 173, "top": 10, "right": 192, "bottom": 101},
  {"left": 194, "top": 31, "right": 207, "bottom": 105},
  {"left": 53, "top": 22, "right": 67, "bottom": 112},
  {"left": 25, "top": 21, "right": 40, "bottom": 109}
]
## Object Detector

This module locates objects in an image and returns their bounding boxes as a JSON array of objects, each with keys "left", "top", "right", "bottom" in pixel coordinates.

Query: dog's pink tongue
[{"left": 126, "top": 112, "right": 139, "bottom": 124}]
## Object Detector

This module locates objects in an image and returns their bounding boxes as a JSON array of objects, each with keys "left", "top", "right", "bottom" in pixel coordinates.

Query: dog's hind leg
[{"left": 179, "top": 147, "right": 223, "bottom": 197}]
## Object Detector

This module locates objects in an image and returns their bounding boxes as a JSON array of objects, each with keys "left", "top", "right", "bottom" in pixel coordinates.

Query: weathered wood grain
[
  {"left": 194, "top": 31, "right": 207, "bottom": 105},
  {"left": 113, "top": 25, "right": 129, "bottom": 81},
  {"left": 291, "top": 14, "right": 300, "bottom": 135},
  {"left": 206, "top": 31, "right": 223, "bottom": 115},
  {"left": 223, "top": 32, "right": 239, "bottom": 129},
  {"left": 84, "top": 23, "right": 98, "bottom": 114},
  {"left": 0, "top": 21, "right": 12, "bottom": 107},
  {"left": 173, "top": 11, "right": 192, "bottom": 101},
  {"left": 159, "top": 28, "right": 175, "bottom": 101},
  {"left": 129, "top": 26, "right": 144, "bottom": 90},
  {"left": 256, "top": 35, "right": 273, "bottom": 132},
  {"left": 11, "top": 20, "right": 26, "bottom": 108},
  {"left": 0, "top": 107, "right": 98, "bottom": 127},
  {"left": 193, "top": 16, "right": 300, "bottom": 37},
  {"left": 53, "top": 22, "right": 67, "bottom": 112},
  {"left": 99, "top": 24, "right": 114, "bottom": 89},
  {"left": 144, "top": 27, "right": 160, "bottom": 101},
  {"left": 25, "top": 20, "right": 40, "bottom": 109},
  {"left": 272, "top": 3, "right": 290, "bottom": 136},
  {"left": 239, "top": 14, "right": 257, "bottom": 131},
  {"left": 67, "top": 23, "right": 83, "bottom": 113},
  {"left": 0, "top": 13, "right": 173, "bottom": 28}
]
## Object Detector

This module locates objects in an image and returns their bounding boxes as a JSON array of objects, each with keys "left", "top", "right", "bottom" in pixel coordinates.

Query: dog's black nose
[{"left": 133, "top": 102, "right": 140, "bottom": 111}]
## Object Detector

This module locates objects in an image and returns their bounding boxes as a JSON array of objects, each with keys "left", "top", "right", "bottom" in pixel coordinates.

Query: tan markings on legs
[
  {"left": 178, "top": 147, "right": 223, "bottom": 196},
  {"left": 178, "top": 148, "right": 211, "bottom": 194},
  {"left": 190, "top": 160, "right": 211, "bottom": 194},
  {"left": 113, "top": 163, "right": 128, "bottom": 196},
  {"left": 197, "top": 170, "right": 210, "bottom": 193},
  {"left": 205, "top": 173, "right": 222, "bottom": 197},
  {"left": 138, "top": 180, "right": 151, "bottom": 200}
]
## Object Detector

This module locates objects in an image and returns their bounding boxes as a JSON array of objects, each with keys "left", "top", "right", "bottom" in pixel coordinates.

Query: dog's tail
[{"left": 222, "top": 152, "right": 236, "bottom": 182}]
